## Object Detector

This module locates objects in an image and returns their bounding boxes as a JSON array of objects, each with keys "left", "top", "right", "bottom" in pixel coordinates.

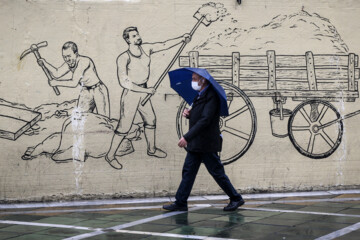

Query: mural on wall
[
  {"left": 105, "top": 3, "right": 229, "bottom": 170},
  {"left": 176, "top": 8, "right": 360, "bottom": 162},
  {"left": 105, "top": 26, "right": 192, "bottom": 169},
  {"left": 2, "top": 2, "right": 228, "bottom": 170},
  {"left": 193, "top": 7, "right": 349, "bottom": 54},
  {"left": 177, "top": 49, "right": 360, "bottom": 162},
  {"left": 1, "top": 2, "right": 360, "bottom": 171}
]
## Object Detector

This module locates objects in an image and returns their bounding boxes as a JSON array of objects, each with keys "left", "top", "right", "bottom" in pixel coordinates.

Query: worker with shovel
[
  {"left": 107, "top": 3, "right": 228, "bottom": 169},
  {"left": 37, "top": 41, "right": 110, "bottom": 117},
  {"left": 105, "top": 27, "right": 191, "bottom": 169}
]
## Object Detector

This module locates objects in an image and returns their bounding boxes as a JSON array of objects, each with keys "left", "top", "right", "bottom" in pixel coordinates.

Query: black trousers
[{"left": 175, "top": 151, "right": 242, "bottom": 207}]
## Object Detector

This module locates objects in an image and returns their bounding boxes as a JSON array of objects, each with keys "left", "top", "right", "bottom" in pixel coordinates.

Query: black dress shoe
[
  {"left": 223, "top": 199, "right": 245, "bottom": 211},
  {"left": 163, "top": 203, "right": 188, "bottom": 211}
]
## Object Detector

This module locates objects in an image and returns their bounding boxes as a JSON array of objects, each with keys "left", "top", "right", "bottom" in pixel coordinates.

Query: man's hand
[
  {"left": 178, "top": 137, "right": 188, "bottom": 148},
  {"left": 182, "top": 108, "right": 190, "bottom": 118},
  {"left": 146, "top": 87, "right": 156, "bottom": 95},
  {"left": 182, "top": 33, "right": 191, "bottom": 44}
]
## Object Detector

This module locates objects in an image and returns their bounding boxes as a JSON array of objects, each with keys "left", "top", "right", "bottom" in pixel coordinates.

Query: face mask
[{"left": 191, "top": 81, "right": 202, "bottom": 91}]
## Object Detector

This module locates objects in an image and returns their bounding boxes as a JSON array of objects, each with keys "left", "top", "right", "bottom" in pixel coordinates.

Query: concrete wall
[{"left": 0, "top": 0, "right": 360, "bottom": 202}]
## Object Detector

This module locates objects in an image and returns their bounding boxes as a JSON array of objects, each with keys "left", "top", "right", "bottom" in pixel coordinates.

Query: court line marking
[
  {"left": 1, "top": 189, "right": 359, "bottom": 209},
  {"left": 2, "top": 197, "right": 360, "bottom": 216},
  {"left": 0, "top": 205, "right": 166, "bottom": 215},
  {"left": 114, "top": 229, "right": 240, "bottom": 240},
  {"left": 0, "top": 220, "right": 100, "bottom": 231},
  {"left": 248, "top": 197, "right": 360, "bottom": 205},
  {"left": 2, "top": 203, "right": 360, "bottom": 240},
  {"left": 0, "top": 219, "right": 239, "bottom": 240},
  {"left": 0, "top": 218, "right": 239, "bottom": 240},
  {"left": 314, "top": 222, "right": 360, "bottom": 240},
  {"left": 63, "top": 205, "right": 210, "bottom": 240},
  {"left": 237, "top": 207, "right": 360, "bottom": 218}
]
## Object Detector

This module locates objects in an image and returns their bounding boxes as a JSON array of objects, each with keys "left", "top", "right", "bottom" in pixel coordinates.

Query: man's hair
[
  {"left": 193, "top": 73, "right": 207, "bottom": 82},
  {"left": 62, "top": 41, "right": 78, "bottom": 54},
  {"left": 123, "top": 27, "right": 138, "bottom": 43}
]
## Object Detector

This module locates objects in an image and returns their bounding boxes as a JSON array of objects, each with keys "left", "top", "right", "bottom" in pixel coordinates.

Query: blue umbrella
[{"left": 168, "top": 67, "right": 229, "bottom": 116}]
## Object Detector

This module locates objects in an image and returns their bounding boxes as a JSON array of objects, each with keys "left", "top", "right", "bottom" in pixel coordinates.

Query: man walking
[
  {"left": 163, "top": 72, "right": 245, "bottom": 211},
  {"left": 38, "top": 41, "right": 110, "bottom": 117},
  {"left": 105, "top": 27, "right": 191, "bottom": 169}
]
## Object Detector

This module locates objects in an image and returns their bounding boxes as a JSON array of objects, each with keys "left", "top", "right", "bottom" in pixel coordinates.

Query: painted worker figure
[
  {"left": 38, "top": 41, "right": 110, "bottom": 117},
  {"left": 105, "top": 27, "right": 191, "bottom": 169},
  {"left": 163, "top": 73, "right": 245, "bottom": 212}
]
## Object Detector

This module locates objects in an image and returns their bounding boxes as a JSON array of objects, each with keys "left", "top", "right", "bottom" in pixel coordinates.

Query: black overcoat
[{"left": 183, "top": 85, "right": 222, "bottom": 152}]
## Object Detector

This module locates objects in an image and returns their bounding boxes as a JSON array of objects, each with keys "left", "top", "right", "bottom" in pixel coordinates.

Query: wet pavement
[{"left": 0, "top": 190, "right": 360, "bottom": 239}]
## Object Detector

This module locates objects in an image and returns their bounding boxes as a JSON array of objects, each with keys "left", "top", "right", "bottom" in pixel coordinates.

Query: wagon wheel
[
  {"left": 288, "top": 100, "right": 343, "bottom": 159},
  {"left": 176, "top": 82, "right": 257, "bottom": 165}
]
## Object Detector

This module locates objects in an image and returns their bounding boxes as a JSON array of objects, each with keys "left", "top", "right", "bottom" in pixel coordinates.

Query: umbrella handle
[{"left": 140, "top": 16, "right": 205, "bottom": 106}]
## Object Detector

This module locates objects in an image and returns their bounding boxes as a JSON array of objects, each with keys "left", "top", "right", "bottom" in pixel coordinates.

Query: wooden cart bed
[{"left": 179, "top": 51, "right": 359, "bottom": 101}]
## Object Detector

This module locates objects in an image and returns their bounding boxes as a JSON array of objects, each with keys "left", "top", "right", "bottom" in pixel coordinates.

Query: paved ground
[{"left": 1, "top": 190, "right": 360, "bottom": 239}]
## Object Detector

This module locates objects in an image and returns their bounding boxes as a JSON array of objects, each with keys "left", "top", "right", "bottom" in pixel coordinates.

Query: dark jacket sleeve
[{"left": 183, "top": 93, "right": 219, "bottom": 141}]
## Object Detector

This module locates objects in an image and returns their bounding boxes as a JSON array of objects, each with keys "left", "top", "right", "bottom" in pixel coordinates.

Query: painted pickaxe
[
  {"left": 20, "top": 41, "right": 60, "bottom": 95},
  {"left": 140, "top": 11, "right": 211, "bottom": 106}
]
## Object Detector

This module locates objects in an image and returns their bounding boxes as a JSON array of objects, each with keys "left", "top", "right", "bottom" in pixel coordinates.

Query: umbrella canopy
[{"left": 168, "top": 67, "right": 229, "bottom": 116}]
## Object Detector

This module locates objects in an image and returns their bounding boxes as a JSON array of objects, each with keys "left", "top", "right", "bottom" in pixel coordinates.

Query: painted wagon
[{"left": 177, "top": 50, "right": 360, "bottom": 164}]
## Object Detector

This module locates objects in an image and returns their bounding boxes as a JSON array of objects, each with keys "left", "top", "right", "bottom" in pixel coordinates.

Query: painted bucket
[{"left": 269, "top": 108, "right": 292, "bottom": 138}]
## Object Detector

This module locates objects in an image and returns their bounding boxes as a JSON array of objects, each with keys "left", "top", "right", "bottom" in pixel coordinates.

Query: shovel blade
[{"left": 193, "top": 11, "right": 211, "bottom": 26}]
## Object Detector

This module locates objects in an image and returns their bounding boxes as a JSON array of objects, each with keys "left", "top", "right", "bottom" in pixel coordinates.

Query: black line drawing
[
  {"left": 18, "top": 41, "right": 113, "bottom": 163},
  {"left": 21, "top": 111, "right": 143, "bottom": 162},
  {"left": 16, "top": 3, "right": 230, "bottom": 169},
  {"left": 139, "top": 3, "right": 227, "bottom": 106},
  {"left": 106, "top": 2, "right": 229, "bottom": 169},
  {"left": 105, "top": 26, "right": 191, "bottom": 168},
  {"left": 8, "top": 3, "right": 360, "bottom": 167},
  {"left": 0, "top": 104, "right": 41, "bottom": 140},
  {"left": 0, "top": 98, "right": 77, "bottom": 141},
  {"left": 288, "top": 100, "right": 344, "bottom": 159},
  {"left": 193, "top": 9, "right": 349, "bottom": 54},
  {"left": 177, "top": 49, "right": 360, "bottom": 161},
  {"left": 20, "top": 41, "right": 61, "bottom": 95},
  {"left": 34, "top": 41, "right": 110, "bottom": 117}
]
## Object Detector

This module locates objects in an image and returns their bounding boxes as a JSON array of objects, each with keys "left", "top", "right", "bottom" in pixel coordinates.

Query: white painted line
[
  {"left": 0, "top": 205, "right": 165, "bottom": 215},
  {"left": 1, "top": 189, "right": 359, "bottom": 210},
  {"left": 202, "top": 191, "right": 344, "bottom": 201},
  {"left": 314, "top": 222, "right": 360, "bottom": 240},
  {"left": 328, "top": 190, "right": 360, "bottom": 195},
  {"left": 63, "top": 229, "right": 105, "bottom": 240},
  {"left": 205, "top": 189, "right": 360, "bottom": 200},
  {"left": 202, "top": 195, "right": 228, "bottom": 201},
  {"left": 242, "top": 191, "right": 332, "bottom": 199},
  {"left": 178, "top": 196, "right": 208, "bottom": 202},
  {"left": 240, "top": 197, "right": 360, "bottom": 206},
  {"left": 2, "top": 205, "right": 359, "bottom": 240},
  {"left": 110, "top": 205, "right": 209, "bottom": 231},
  {"left": 0, "top": 214, "right": 239, "bottom": 240},
  {"left": 64, "top": 205, "right": 210, "bottom": 240},
  {"left": 203, "top": 191, "right": 331, "bottom": 200},
  {"left": 0, "top": 204, "right": 213, "bottom": 216},
  {"left": 239, "top": 207, "right": 360, "bottom": 218},
  {"left": 115, "top": 229, "right": 241, "bottom": 240},
  {"left": 0, "top": 197, "right": 172, "bottom": 210},
  {"left": 2, "top": 197, "right": 360, "bottom": 216},
  {"left": 0, "top": 220, "right": 100, "bottom": 231}
]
